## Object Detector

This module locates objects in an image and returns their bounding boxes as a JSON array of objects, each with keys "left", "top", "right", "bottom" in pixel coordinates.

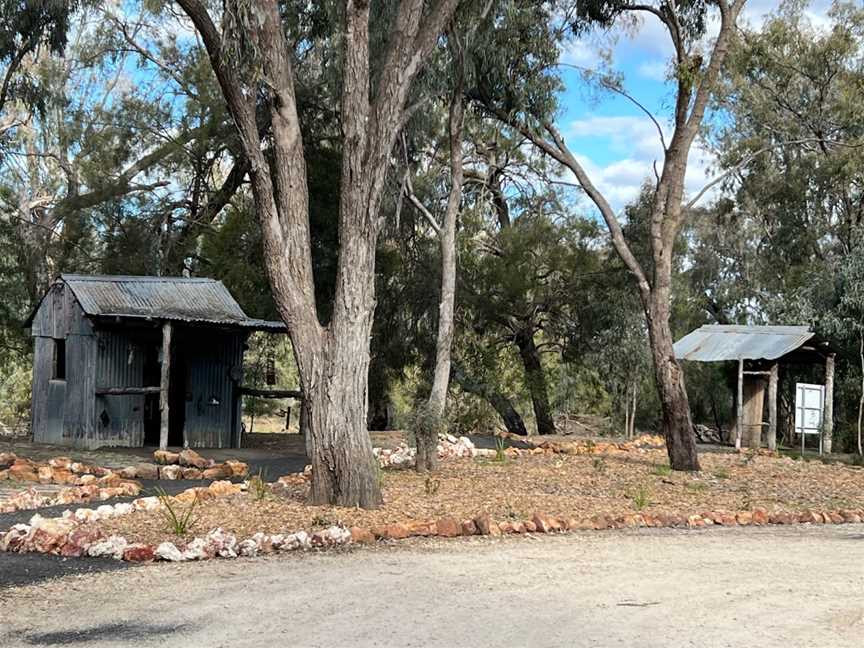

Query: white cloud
[
  {"left": 637, "top": 59, "right": 668, "bottom": 82},
  {"left": 560, "top": 39, "right": 603, "bottom": 68},
  {"left": 553, "top": 0, "right": 837, "bottom": 216},
  {"left": 562, "top": 114, "right": 717, "bottom": 214},
  {"left": 568, "top": 115, "right": 666, "bottom": 161}
]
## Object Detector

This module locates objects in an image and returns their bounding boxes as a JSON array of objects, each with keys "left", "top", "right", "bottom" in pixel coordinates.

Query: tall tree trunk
[
  {"left": 451, "top": 364, "right": 529, "bottom": 436},
  {"left": 645, "top": 295, "right": 699, "bottom": 470},
  {"left": 303, "top": 322, "right": 381, "bottom": 507},
  {"left": 178, "top": 0, "right": 460, "bottom": 508},
  {"left": 417, "top": 56, "right": 464, "bottom": 472},
  {"left": 480, "top": 0, "right": 745, "bottom": 470},
  {"left": 858, "top": 334, "right": 863, "bottom": 456},
  {"left": 515, "top": 329, "right": 556, "bottom": 435}
]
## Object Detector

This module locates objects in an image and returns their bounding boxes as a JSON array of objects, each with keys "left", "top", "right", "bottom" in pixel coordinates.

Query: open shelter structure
[
  {"left": 673, "top": 325, "right": 836, "bottom": 452},
  {"left": 25, "top": 275, "right": 296, "bottom": 450}
]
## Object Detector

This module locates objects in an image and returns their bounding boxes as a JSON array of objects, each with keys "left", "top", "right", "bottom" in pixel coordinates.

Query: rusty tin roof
[
  {"left": 52, "top": 274, "right": 285, "bottom": 331},
  {"left": 673, "top": 325, "right": 815, "bottom": 362}
]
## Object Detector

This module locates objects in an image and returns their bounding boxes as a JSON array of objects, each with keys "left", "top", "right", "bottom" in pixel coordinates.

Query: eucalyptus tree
[
  {"left": 0, "top": 2, "right": 243, "bottom": 307},
  {"left": 707, "top": 1, "right": 864, "bottom": 452},
  {"left": 800, "top": 247, "right": 864, "bottom": 456},
  {"left": 402, "top": 36, "right": 467, "bottom": 471},
  {"left": 469, "top": 0, "right": 748, "bottom": 470},
  {"left": 711, "top": 1, "right": 864, "bottom": 317},
  {"left": 174, "top": 0, "right": 461, "bottom": 507},
  {"left": 0, "top": 0, "right": 78, "bottom": 132}
]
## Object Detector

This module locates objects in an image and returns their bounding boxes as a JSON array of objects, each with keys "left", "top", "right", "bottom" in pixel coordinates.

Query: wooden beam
[
  {"left": 736, "top": 358, "right": 743, "bottom": 450},
  {"left": 768, "top": 363, "right": 778, "bottom": 452},
  {"left": 823, "top": 353, "right": 835, "bottom": 454},
  {"left": 240, "top": 387, "right": 303, "bottom": 399},
  {"left": 159, "top": 321, "right": 172, "bottom": 450},
  {"left": 96, "top": 386, "right": 161, "bottom": 396}
]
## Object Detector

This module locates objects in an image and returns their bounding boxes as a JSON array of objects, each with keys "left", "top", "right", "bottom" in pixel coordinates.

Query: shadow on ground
[
  {"left": 0, "top": 552, "right": 130, "bottom": 590},
  {"left": 23, "top": 622, "right": 189, "bottom": 645}
]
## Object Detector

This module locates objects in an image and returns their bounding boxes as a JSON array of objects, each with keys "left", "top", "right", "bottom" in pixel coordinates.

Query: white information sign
[{"left": 795, "top": 383, "right": 825, "bottom": 436}]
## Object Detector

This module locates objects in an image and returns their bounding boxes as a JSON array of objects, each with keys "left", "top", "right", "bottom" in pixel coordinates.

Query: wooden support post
[
  {"left": 736, "top": 358, "right": 744, "bottom": 450},
  {"left": 824, "top": 353, "right": 835, "bottom": 455},
  {"left": 768, "top": 363, "right": 778, "bottom": 452},
  {"left": 159, "top": 321, "right": 172, "bottom": 450}
]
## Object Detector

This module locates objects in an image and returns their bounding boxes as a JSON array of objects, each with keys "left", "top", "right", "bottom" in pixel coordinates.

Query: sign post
[{"left": 795, "top": 382, "right": 826, "bottom": 456}]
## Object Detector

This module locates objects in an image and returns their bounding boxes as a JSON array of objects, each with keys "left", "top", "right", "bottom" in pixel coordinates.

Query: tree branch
[{"left": 687, "top": 137, "right": 864, "bottom": 210}]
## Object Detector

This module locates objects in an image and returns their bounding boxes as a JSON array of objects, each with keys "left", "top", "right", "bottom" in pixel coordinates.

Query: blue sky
[{"left": 553, "top": 0, "right": 834, "bottom": 213}]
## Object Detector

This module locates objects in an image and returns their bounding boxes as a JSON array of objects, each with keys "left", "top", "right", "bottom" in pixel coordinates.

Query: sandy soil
[{"left": 1, "top": 525, "right": 862, "bottom": 648}]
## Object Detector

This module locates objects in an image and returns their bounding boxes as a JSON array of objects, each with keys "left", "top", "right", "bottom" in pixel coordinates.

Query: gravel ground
[{"left": 1, "top": 524, "right": 863, "bottom": 647}]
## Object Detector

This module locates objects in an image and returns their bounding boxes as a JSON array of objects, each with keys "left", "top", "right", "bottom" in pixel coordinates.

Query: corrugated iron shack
[
  {"left": 674, "top": 325, "right": 835, "bottom": 452},
  {"left": 26, "top": 275, "right": 285, "bottom": 450}
]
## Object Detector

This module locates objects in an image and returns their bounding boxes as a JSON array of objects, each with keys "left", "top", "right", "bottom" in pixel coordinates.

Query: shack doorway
[
  {"left": 143, "top": 344, "right": 160, "bottom": 445},
  {"left": 167, "top": 349, "right": 186, "bottom": 447},
  {"left": 142, "top": 343, "right": 186, "bottom": 447}
]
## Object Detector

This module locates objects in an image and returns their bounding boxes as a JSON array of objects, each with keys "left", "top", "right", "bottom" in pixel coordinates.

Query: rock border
[{"left": 2, "top": 494, "right": 862, "bottom": 564}]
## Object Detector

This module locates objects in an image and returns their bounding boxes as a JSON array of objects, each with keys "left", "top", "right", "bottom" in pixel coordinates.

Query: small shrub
[
  {"left": 494, "top": 437, "right": 507, "bottom": 463},
  {"left": 593, "top": 457, "right": 607, "bottom": 473},
  {"left": 424, "top": 476, "right": 441, "bottom": 496},
  {"left": 686, "top": 481, "right": 708, "bottom": 493},
  {"left": 312, "top": 514, "right": 336, "bottom": 527},
  {"left": 629, "top": 483, "right": 651, "bottom": 510},
  {"left": 712, "top": 468, "right": 730, "bottom": 480},
  {"left": 249, "top": 468, "right": 269, "bottom": 501},
  {"left": 155, "top": 487, "right": 198, "bottom": 536},
  {"left": 405, "top": 402, "right": 449, "bottom": 448},
  {"left": 652, "top": 464, "right": 672, "bottom": 477}
]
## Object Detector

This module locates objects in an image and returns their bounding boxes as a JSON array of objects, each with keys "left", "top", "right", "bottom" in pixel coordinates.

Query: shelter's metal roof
[
  {"left": 53, "top": 274, "right": 285, "bottom": 331},
  {"left": 673, "top": 325, "right": 815, "bottom": 362}
]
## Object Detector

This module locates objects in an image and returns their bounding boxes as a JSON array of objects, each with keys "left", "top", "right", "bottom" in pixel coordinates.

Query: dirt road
[{"left": 1, "top": 525, "right": 863, "bottom": 647}]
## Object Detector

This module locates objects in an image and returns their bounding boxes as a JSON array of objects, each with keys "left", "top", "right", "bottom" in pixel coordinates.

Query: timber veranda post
[
  {"left": 159, "top": 320, "right": 172, "bottom": 450},
  {"left": 736, "top": 358, "right": 744, "bottom": 450},
  {"left": 767, "top": 363, "right": 778, "bottom": 452},
  {"left": 824, "top": 353, "right": 835, "bottom": 454}
]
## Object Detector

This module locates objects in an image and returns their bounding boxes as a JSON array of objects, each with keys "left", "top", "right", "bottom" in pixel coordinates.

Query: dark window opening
[{"left": 53, "top": 339, "right": 66, "bottom": 380}]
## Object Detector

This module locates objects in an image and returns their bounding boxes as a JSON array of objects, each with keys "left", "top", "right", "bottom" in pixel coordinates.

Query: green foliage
[
  {"left": 404, "top": 401, "right": 449, "bottom": 448},
  {"left": 249, "top": 469, "right": 269, "bottom": 501},
  {"left": 155, "top": 487, "right": 198, "bottom": 536},
  {"left": 494, "top": 437, "right": 507, "bottom": 463},
  {"left": 652, "top": 464, "right": 672, "bottom": 477},
  {"left": 0, "top": 356, "right": 30, "bottom": 432},
  {"left": 629, "top": 483, "right": 651, "bottom": 511},
  {"left": 592, "top": 456, "right": 607, "bottom": 473},
  {"left": 0, "top": 0, "right": 78, "bottom": 114}
]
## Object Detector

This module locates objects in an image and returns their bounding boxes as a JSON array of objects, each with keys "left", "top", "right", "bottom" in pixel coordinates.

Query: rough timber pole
[
  {"left": 159, "top": 321, "right": 172, "bottom": 450},
  {"left": 736, "top": 358, "right": 744, "bottom": 450},
  {"left": 768, "top": 363, "right": 778, "bottom": 452},
  {"left": 824, "top": 353, "right": 835, "bottom": 454}
]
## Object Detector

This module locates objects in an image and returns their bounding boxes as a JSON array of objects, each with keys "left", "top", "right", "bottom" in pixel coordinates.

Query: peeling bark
[{"left": 177, "top": 0, "right": 459, "bottom": 507}]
